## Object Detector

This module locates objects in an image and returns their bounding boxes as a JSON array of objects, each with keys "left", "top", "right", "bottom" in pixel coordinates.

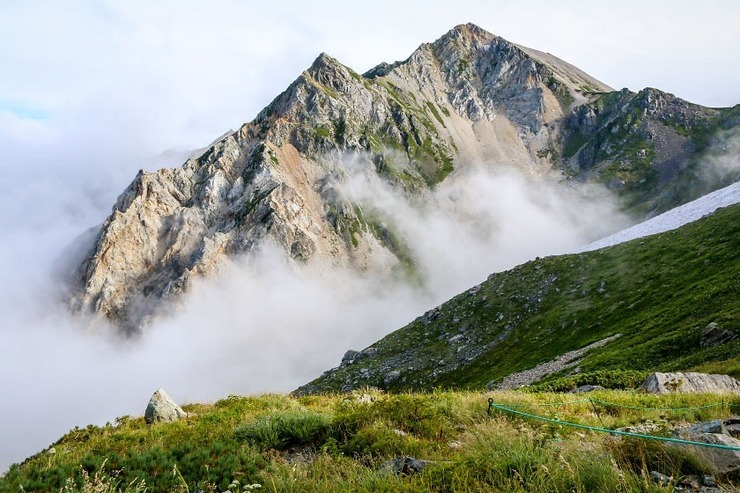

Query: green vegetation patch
[
  {"left": 5, "top": 391, "right": 739, "bottom": 492},
  {"left": 303, "top": 204, "right": 740, "bottom": 394},
  {"left": 425, "top": 101, "right": 446, "bottom": 127},
  {"left": 235, "top": 410, "right": 332, "bottom": 450},
  {"left": 527, "top": 369, "right": 650, "bottom": 392}
]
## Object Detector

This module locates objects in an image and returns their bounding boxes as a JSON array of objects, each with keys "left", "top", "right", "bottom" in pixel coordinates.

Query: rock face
[
  {"left": 700, "top": 322, "right": 737, "bottom": 349},
  {"left": 640, "top": 372, "right": 740, "bottom": 394},
  {"left": 673, "top": 420, "right": 740, "bottom": 477},
  {"left": 69, "top": 23, "right": 739, "bottom": 333},
  {"left": 144, "top": 389, "right": 187, "bottom": 424}
]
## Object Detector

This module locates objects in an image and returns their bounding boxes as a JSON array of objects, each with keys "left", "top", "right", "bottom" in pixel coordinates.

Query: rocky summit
[{"left": 68, "top": 23, "right": 740, "bottom": 333}]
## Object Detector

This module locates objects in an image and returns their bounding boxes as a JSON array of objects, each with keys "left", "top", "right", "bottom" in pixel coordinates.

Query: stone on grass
[
  {"left": 144, "top": 388, "right": 187, "bottom": 424},
  {"left": 649, "top": 470, "right": 671, "bottom": 486},
  {"left": 700, "top": 322, "right": 737, "bottom": 349},
  {"left": 380, "top": 457, "right": 430, "bottom": 476},
  {"left": 570, "top": 384, "right": 605, "bottom": 393}
]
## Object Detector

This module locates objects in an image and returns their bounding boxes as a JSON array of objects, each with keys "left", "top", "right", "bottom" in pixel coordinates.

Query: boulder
[
  {"left": 380, "top": 457, "right": 430, "bottom": 476},
  {"left": 725, "top": 418, "right": 740, "bottom": 439},
  {"left": 677, "top": 420, "right": 727, "bottom": 435},
  {"left": 341, "top": 350, "right": 359, "bottom": 364},
  {"left": 700, "top": 322, "right": 737, "bottom": 349},
  {"left": 383, "top": 370, "right": 402, "bottom": 386},
  {"left": 680, "top": 433, "right": 740, "bottom": 477},
  {"left": 570, "top": 384, "right": 605, "bottom": 394},
  {"left": 640, "top": 372, "right": 740, "bottom": 394},
  {"left": 673, "top": 422, "right": 740, "bottom": 477},
  {"left": 144, "top": 388, "right": 187, "bottom": 424}
]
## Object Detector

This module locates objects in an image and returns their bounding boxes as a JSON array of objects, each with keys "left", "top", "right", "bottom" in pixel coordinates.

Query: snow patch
[{"left": 576, "top": 181, "right": 740, "bottom": 253}]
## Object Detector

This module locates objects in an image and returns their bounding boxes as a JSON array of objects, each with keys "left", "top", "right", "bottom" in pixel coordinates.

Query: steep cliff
[{"left": 69, "top": 23, "right": 738, "bottom": 332}]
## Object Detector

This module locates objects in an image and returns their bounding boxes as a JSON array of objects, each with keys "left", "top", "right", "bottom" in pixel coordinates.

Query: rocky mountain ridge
[{"left": 69, "top": 23, "right": 739, "bottom": 332}]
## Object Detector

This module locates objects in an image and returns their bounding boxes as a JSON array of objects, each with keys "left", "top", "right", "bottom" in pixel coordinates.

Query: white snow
[{"left": 576, "top": 181, "right": 740, "bottom": 253}]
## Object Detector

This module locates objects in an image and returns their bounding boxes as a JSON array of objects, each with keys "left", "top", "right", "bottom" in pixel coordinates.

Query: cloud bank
[{"left": 0, "top": 158, "right": 630, "bottom": 470}]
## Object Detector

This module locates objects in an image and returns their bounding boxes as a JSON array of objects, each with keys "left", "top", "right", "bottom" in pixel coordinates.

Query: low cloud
[
  {"left": 0, "top": 155, "right": 630, "bottom": 470},
  {"left": 698, "top": 126, "right": 740, "bottom": 186}
]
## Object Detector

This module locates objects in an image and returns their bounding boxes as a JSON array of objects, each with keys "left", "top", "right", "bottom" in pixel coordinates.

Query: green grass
[
  {"left": 527, "top": 369, "right": 650, "bottom": 393},
  {"left": 425, "top": 102, "right": 446, "bottom": 127},
  {"left": 4, "top": 391, "right": 738, "bottom": 492},
  {"left": 301, "top": 203, "right": 740, "bottom": 393},
  {"left": 235, "top": 410, "right": 332, "bottom": 450},
  {"left": 563, "top": 130, "right": 589, "bottom": 159}
]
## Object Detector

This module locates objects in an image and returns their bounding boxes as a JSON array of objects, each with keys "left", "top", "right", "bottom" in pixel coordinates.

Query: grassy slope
[
  {"left": 2, "top": 390, "right": 739, "bottom": 492},
  {"left": 299, "top": 203, "right": 740, "bottom": 394}
]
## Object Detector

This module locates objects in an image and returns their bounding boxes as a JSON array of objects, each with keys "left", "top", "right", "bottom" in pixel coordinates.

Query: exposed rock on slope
[
  {"left": 640, "top": 372, "right": 740, "bottom": 394},
  {"left": 144, "top": 389, "right": 187, "bottom": 424},
  {"left": 69, "top": 23, "right": 739, "bottom": 332},
  {"left": 493, "top": 334, "right": 621, "bottom": 389}
]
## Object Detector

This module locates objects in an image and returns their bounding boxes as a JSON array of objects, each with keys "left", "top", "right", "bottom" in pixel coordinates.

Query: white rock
[
  {"left": 640, "top": 372, "right": 740, "bottom": 394},
  {"left": 144, "top": 388, "right": 187, "bottom": 424}
]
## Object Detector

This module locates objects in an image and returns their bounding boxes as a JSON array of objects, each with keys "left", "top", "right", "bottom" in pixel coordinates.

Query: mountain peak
[
  {"left": 449, "top": 22, "right": 493, "bottom": 37},
  {"left": 68, "top": 23, "right": 735, "bottom": 332},
  {"left": 437, "top": 22, "right": 496, "bottom": 48},
  {"left": 309, "top": 52, "right": 341, "bottom": 71},
  {"left": 304, "top": 51, "right": 352, "bottom": 89}
]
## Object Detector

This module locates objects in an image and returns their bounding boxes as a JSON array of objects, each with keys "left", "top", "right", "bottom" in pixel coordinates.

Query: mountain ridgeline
[
  {"left": 296, "top": 203, "right": 740, "bottom": 394},
  {"left": 70, "top": 23, "right": 740, "bottom": 332}
]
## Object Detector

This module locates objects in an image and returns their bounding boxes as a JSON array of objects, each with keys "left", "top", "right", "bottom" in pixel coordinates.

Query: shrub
[
  {"left": 235, "top": 410, "right": 332, "bottom": 450},
  {"left": 606, "top": 435, "right": 715, "bottom": 479},
  {"left": 527, "top": 369, "right": 650, "bottom": 392}
]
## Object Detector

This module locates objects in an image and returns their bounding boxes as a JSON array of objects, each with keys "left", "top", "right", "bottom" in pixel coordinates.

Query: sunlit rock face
[{"left": 68, "top": 23, "right": 736, "bottom": 333}]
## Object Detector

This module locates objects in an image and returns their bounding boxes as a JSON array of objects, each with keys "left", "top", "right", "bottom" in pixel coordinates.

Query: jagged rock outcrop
[
  {"left": 69, "top": 23, "right": 738, "bottom": 332},
  {"left": 144, "top": 389, "right": 187, "bottom": 424},
  {"left": 701, "top": 322, "right": 737, "bottom": 348},
  {"left": 641, "top": 372, "right": 740, "bottom": 394}
]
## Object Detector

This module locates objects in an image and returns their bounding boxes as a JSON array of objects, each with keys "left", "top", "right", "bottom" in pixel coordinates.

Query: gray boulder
[
  {"left": 383, "top": 370, "right": 402, "bottom": 387},
  {"left": 380, "top": 457, "right": 430, "bottom": 476},
  {"left": 640, "top": 372, "right": 740, "bottom": 394},
  {"left": 700, "top": 322, "right": 737, "bottom": 349},
  {"left": 673, "top": 421, "right": 740, "bottom": 477},
  {"left": 570, "top": 384, "right": 605, "bottom": 394},
  {"left": 649, "top": 470, "right": 671, "bottom": 486},
  {"left": 341, "top": 350, "right": 359, "bottom": 365},
  {"left": 680, "top": 433, "right": 740, "bottom": 477},
  {"left": 725, "top": 418, "right": 740, "bottom": 439},
  {"left": 144, "top": 388, "right": 187, "bottom": 424}
]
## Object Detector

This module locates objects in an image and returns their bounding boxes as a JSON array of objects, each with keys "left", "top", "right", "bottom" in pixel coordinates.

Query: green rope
[
  {"left": 589, "top": 398, "right": 724, "bottom": 412},
  {"left": 487, "top": 399, "right": 740, "bottom": 451},
  {"left": 500, "top": 397, "right": 724, "bottom": 412},
  {"left": 502, "top": 399, "right": 592, "bottom": 408}
]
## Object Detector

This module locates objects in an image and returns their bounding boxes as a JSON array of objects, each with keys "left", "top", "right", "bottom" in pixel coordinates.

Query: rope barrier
[
  {"left": 500, "top": 399, "right": 592, "bottom": 408},
  {"left": 498, "top": 397, "right": 725, "bottom": 412},
  {"left": 589, "top": 398, "right": 724, "bottom": 412},
  {"left": 487, "top": 398, "right": 740, "bottom": 452}
]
